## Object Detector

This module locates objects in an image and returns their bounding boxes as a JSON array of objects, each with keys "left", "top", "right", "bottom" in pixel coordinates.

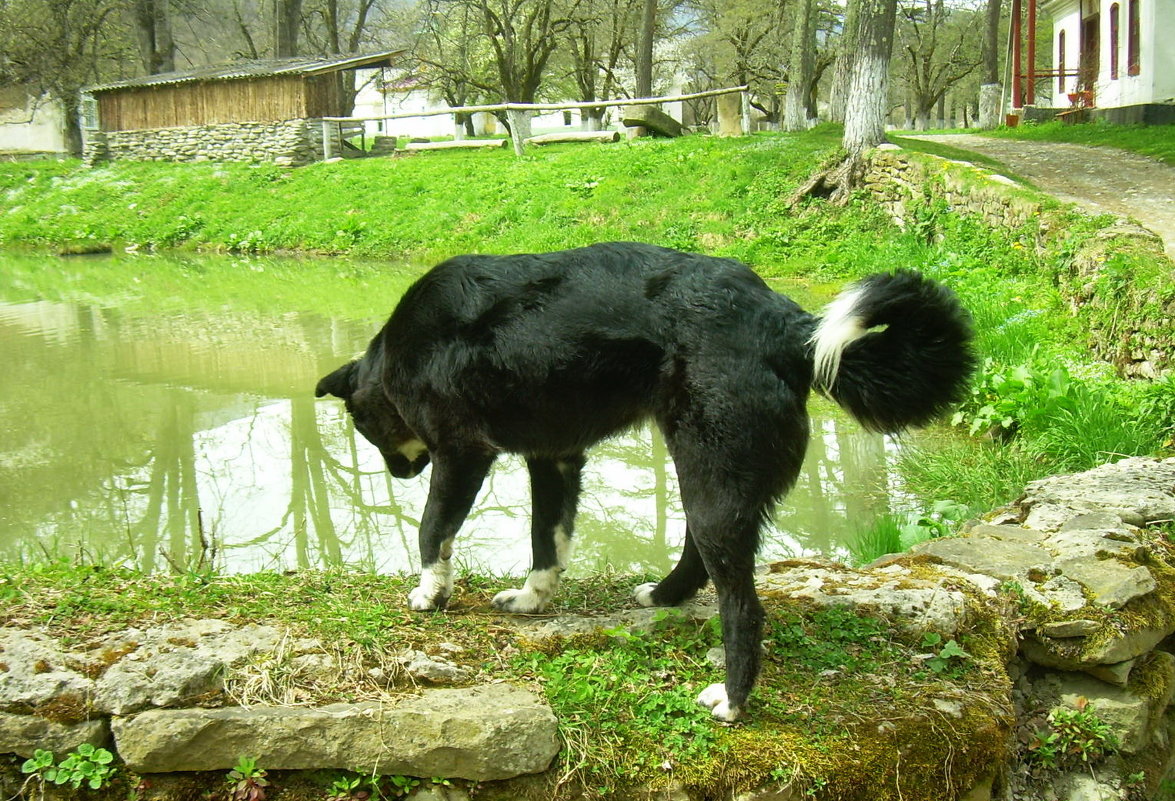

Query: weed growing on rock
[{"left": 1026, "top": 697, "right": 1119, "bottom": 770}]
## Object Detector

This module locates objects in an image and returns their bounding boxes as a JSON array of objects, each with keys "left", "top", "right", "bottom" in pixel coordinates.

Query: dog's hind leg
[
  {"left": 493, "top": 455, "right": 585, "bottom": 614},
  {"left": 408, "top": 450, "right": 495, "bottom": 611},
  {"left": 689, "top": 522, "right": 764, "bottom": 723},
  {"left": 633, "top": 527, "right": 709, "bottom": 607}
]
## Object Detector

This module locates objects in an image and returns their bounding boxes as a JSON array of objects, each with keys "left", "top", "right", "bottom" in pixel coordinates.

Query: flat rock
[
  {"left": 909, "top": 537, "right": 1052, "bottom": 583},
  {"left": 0, "top": 712, "right": 110, "bottom": 759},
  {"left": 112, "top": 683, "right": 558, "bottom": 780},
  {"left": 93, "top": 620, "right": 285, "bottom": 715},
  {"left": 0, "top": 629, "right": 96, "bottom": 714},
  {"left": 1057, "top": 559, "right": 1156, "bottom": 609},
  {"left": 1019, "top": 457, "right": 1175, "bottom": 531},
  {"left": 760, "top": 562, "right": 968, "bottom": 636}
]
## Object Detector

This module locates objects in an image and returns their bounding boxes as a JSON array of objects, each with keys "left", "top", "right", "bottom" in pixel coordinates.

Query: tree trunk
[
  {"left": 793, "top": 0, "right": 897, "bottom": 206},
  {"left": 783, "top": 0, "right": 817, "bottom": 131},
  {"left": 828, "top": 0, "right": 862, "bottom": 123},
  {"left": 978, "top": 0, "right": 1002, "bottom": 128},
  {"left": 275, "top": 0, "right": 302, "bottom": 57},
  {"left": 843, "top": 0, "right": 898, "bottom": 156},
  {"left": 135, "top": 0, "right": 175, "bottom": 74},
  {"left": 635, "top": 0, "right": 656, "bottom": 97}
]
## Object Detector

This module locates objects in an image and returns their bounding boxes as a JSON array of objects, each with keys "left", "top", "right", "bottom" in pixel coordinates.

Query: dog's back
[{"left": 376, "top": 242, "right": 816, "bottom": 458}]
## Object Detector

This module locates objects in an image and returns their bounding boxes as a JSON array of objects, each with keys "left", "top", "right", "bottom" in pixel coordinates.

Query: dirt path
[{"left": 902, "top": 133, "right": 1175, "bottom": 261}]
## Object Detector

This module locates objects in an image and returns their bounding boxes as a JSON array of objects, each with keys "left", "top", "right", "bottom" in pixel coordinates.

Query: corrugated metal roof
[{"left": 86, "top": 50, "right": 404, "bottom": 93}]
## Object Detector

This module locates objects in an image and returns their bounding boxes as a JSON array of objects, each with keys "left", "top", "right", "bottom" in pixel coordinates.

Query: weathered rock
[
  {"left": 1019, "top": 457, "right": 1175, "bottom": 531},
  {"left": 760, "top": 561, "right": 969, "bottom": 636},
  {"left": 910, "top": 536, "right": 1052, "bottom": 583},
  {"left": 0, "top": 712, "right": 110, "bottom": 759},
  {"left": 0, "top": 630, "right": 96, "bottom": 714},
  {"left": 401, "top": 650, "right": 472, "bottom": 683},
  {"left": 1057, "top": 558, "right": 1156, "bottom": 609},
  {"left": 1029, "top": 651, "right": 1175, "bottom": 754},
  {"left": 112, "top": 683, "right": 558, "bottom": 780},
  {"left": 94, "top": 620, "right": 285, "bottom": 715}
]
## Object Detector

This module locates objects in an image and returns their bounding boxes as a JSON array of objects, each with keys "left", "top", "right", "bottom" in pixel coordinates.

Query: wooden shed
[
  {"left": 81, "top": 51, "right": 403, "bottom": 166},
  {"left": 87, "top": 51, "right": 403, "bottom": 132}
]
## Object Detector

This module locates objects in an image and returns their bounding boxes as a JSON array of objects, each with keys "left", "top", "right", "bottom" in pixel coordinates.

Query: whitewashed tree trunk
[
  {"left": 978, "top": 83, "right": 1002, "bottom": 129},
  {"left": 828, "top": 0, "right": 863, "bottom": 123},
  {"left": 843, "top": 0, "right": 898, "bottom": 156}
]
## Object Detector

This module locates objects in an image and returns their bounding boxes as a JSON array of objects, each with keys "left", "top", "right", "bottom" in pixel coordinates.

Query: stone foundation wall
[
  {"left": 863, "top": 144, "right": 1174, "bottom": 378},
  {"left": 83, "top": 119, "right": 327, "bottom": 167}
]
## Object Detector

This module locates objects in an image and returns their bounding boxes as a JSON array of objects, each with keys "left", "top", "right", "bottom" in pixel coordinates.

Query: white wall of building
[
  {"left": 350, "top": 68, "right": 686, "bottom": 140},
  {"left": 0, "top": 91, "right": 68, "bottom": 153},
  {"left": 1045, "top": 0, "right": 1174, "bottom": 108}
]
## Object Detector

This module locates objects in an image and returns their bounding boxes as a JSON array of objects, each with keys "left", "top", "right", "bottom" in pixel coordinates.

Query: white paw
[
  {"left": 633, "top": 582, "right": 659, "bottom": 607},
  {"left": 408, "top": 584, "right": 446, "bottom": 611},
  {"left": 697, "top": 683, "right": 740, "bottom": 722},
  {"left": 408, "top": 563, "right": 452, "bottom": 611},
  {"left": 492, "top": 588, "right": 548, "bottom": 614}
]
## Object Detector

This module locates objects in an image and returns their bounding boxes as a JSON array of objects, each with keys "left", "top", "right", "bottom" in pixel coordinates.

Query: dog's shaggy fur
[{"left": 317, "top": 242, "right": 974, "bottom": 721}]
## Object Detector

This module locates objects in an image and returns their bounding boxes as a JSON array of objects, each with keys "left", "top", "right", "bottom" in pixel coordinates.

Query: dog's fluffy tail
[{"left": 810, "top": 270, "right": 975, "bottom": 433}]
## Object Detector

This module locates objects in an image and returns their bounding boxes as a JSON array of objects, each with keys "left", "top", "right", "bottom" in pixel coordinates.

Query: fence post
[{"left": 321, "top": 119, "right": 334, "bottom": 160}]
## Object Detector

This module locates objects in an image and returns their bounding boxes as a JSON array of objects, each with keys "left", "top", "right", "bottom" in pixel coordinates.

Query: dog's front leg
[
  {"left": 408, "top": 450, "right": 495, "bottom": 611},
  {"left": 492, "top": 455, "right": 585, "bottom": 614}
]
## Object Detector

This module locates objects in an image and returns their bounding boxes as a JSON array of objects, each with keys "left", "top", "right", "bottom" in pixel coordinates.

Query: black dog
[{"left": 316, "top": 242, "right": 973, "bottom": 721}]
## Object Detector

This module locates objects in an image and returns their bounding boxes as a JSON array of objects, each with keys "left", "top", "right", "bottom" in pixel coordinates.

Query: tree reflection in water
[{"left": 0, "top": 277, "right": 905, "bottom": 576}]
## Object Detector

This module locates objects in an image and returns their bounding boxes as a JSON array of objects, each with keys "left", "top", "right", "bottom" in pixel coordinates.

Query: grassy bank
[{"left": 1, "top": 129, "right": 868, "bottom": 269}]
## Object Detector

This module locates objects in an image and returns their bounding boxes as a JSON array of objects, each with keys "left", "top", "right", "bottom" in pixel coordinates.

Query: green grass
[{"left": 0, "top": 131, "right": 844, "bottom": 266}]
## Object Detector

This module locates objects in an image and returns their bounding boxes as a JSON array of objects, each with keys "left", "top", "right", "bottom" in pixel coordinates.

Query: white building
[
  {"left": 1042, "top": 0, "right": 1175, "bottom": 118},
  {"left": 0, "top": 89, "right": 69, "bottom": 154},
  {"left": 350, "top": 68, "right": 686, "bottom": 140}
]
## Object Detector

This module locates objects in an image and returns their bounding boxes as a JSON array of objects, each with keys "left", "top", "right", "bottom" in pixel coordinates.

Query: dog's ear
[{"left": 315, "top": 361, "right": 358, "bottom": 399}]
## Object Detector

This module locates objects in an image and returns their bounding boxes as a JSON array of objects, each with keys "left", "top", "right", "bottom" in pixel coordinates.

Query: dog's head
[{"left": 316, "top": 359, "right": 431, "bottom": 479}]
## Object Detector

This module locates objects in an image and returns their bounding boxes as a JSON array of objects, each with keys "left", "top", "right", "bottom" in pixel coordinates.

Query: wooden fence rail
[{"left": 320, "top": 85, "right": 750, "bottom": 159}]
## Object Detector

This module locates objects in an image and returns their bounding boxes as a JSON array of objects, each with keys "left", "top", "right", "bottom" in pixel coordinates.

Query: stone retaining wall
[
  {"left": 3, "top": 456, "right": 1175, "bottom": 800},
  {"left": 83, "top": 119, "right": 326, "bottom": 167},
  {"left": 863, "top": 144, "right": 1174, "bottom": 378}
]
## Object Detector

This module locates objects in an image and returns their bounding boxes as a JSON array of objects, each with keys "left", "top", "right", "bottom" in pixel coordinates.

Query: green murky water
[{"left": 0, "top": 253, "right": 906, "bottom": 575}]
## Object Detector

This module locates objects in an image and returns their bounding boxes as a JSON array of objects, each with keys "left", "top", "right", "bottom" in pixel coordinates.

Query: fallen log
[
  {"left": 525, "top": 131, "right": 621, "bottom": 145},
  {"left": 403, "top": 139, "right": 509, "bottom": 151}
]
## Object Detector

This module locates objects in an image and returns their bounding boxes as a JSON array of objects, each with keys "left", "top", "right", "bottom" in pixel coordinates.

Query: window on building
[
  {"left": 1128, "top": 0, "right": 1141, "bottom": 75},
  {"left": 1110, "top": 3, "right": 1120, "bottom": 78},
  {"left": 80, "top": 95, "right": 99, "bottom": 130},
  {"left": 1059, "top": 30, "right": 1067, "bottom": 92}
]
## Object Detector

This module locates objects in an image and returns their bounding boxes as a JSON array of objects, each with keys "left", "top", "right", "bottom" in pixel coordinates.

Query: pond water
[{"left": 0, "top": 252, "right": 911, "bottom": 577}]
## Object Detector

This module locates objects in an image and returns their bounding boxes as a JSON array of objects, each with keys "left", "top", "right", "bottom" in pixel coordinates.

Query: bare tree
[
  {"left": 896, "top": 0, "right": 982, "bottom": 129},
  {"left": 0, "top": 0, "right": 134, "bottom": 154},
  {"left": 562, "top": 0, "right": 643, "bottom": 128},
  {"left": 133, "top": 0, "right": 176, "bottom": 73}
]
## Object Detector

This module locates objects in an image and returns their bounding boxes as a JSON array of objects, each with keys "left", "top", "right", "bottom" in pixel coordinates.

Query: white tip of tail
[{"left": 810, "top": 286, "right": 868, "bottom": 390}]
